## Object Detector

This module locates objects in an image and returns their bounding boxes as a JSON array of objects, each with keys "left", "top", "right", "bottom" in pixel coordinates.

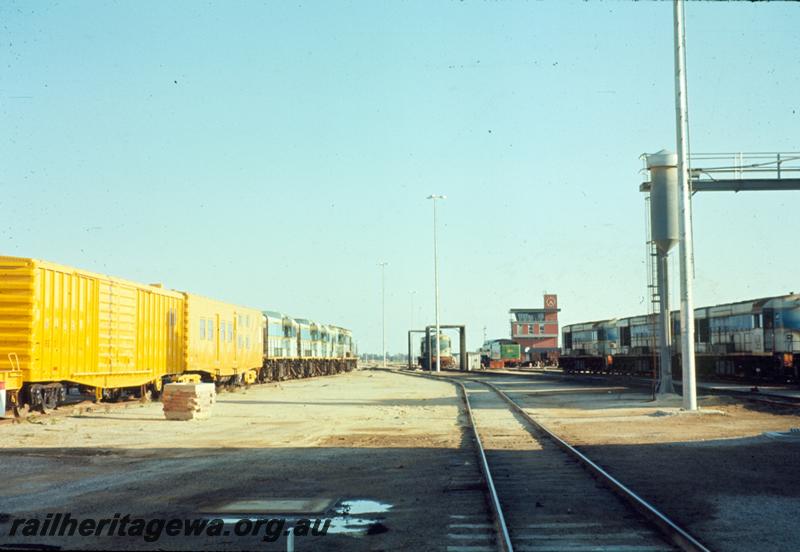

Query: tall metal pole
[
  {"left": 410, "top": 291, "right": 415, "bottom": 367},
  {"left": 673, "top": 0, "right": 697, "bottom": 410},
  {"left": 410, "top": 291, "right": 416, "bottom": 332},
  {"left": 433, "top": 198, "right": 441, "bottom": 373},
  {"left": 427, "top": 194, "right": 446, "bottom": 373},
  {"left": 379, "top": 261, "right": 388, "bottom": 368}
]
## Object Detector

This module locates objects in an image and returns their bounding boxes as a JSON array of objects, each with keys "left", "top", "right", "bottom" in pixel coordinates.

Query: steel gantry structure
[
  {"left": 641, "top": 151, "right": 800, "bottom": 407},
  {"left": 407, "top": 325, "right": 467, "bottom": 372}
]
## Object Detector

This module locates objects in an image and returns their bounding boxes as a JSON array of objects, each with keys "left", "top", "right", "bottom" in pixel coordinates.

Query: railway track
[
  {"left": 397, "top": 370, "right": 710, "bottom": 552},
  {"left": 466, "top": 368, "right": 800, "bottom": 408}
]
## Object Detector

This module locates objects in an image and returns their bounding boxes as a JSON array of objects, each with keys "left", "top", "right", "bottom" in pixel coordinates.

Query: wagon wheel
[
  {"left": 106, "top": 389, "right": 123, "bottom": 403},
  {"left": 29, "top": 385, "right": 47, "bottom": 414},
  {"left": 150, "top": 378, "right": 163, "bottom": 400},
  {"left": 42, "top": 389, "right": 58, "bottom": 412}
]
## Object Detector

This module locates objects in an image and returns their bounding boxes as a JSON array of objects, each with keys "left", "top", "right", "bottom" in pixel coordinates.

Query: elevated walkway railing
[
  {"left": 690, "top": 152, "right": 800, "bottom": 181},
  {"left": 640, "top": 151, "right": 800, "bottom": 193}
]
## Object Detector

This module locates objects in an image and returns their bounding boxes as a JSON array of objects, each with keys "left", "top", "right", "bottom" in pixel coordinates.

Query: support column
[
  {"left": 407, "top": 331, "right": 413, "bottom": 371},
  {"left": 425, "top": 326, "right": 432, "bottom": 372},
  {"left": 460, "top": 327, "right": 467, "bottom": 372},
  {"left": 656, "top": 252, "right": 675, "bottom": 395}
]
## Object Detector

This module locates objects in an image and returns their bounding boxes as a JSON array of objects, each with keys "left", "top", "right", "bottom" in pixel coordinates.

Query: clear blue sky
[{"left": 2, "top": 1, "right": 798, "bottom": 355}]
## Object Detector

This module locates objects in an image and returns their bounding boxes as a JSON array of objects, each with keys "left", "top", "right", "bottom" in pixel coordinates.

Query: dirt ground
[
  {"left": 0, "top": 370, "right": 486, "bottom": 551},
  {"left": 464, "top": 372, "right": 800, "bottom": 552},
  {"left": 6, "top": 367, "right": 797, "bottom": 551}
]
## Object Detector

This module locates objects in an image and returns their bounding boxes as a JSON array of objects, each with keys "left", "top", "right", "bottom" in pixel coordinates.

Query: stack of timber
[{"left": 162, "top": 383, "right": 216, "bottom": 421}]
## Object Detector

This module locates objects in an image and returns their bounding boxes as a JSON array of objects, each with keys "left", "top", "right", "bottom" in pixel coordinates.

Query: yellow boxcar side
[
  {"left": 0, "top": 256, "right": 185, "bottom": 396},
  {"left": 183, "top": 293, "right": 264, "bottom": 381},
  {"left": 0, "top": 257, "right": 32, "bottom": 394}
]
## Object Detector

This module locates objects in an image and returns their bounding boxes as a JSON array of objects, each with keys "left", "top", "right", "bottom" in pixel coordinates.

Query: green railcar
[{"left": 487, "top": 339, "right": 521, "bottom": 367}]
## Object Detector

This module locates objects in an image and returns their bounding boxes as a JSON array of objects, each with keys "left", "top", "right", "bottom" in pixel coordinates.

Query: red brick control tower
[{"left": 510, "top": 294, "right": 560, "bottom": 365}]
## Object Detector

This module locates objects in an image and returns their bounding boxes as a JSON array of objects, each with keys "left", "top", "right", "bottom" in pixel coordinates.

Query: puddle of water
[
  {"left": 218, "top": 517, "right": 367, "bottom": 537},
  {"left": 334, "top": 499, "right": 392, "bottom": 515},
  {"left": 326, "top": 517, "right": 381, "bottom": 535},
  {"left": 212, "top": 499, "right": 394, "bottom": 536},
  {"left": 325, "top": 499, "right": 393, "bottom": 535}
]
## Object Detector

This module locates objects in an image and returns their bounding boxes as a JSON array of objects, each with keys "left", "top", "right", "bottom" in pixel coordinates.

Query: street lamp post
[
  {"left": 378, "top": 261, "right": 388, "bottom": 368},
  {"left": 410, "top": 291, "right": 416, "bottom": 368},
  {"left": 427, "top": 194, "right": 446, "bottom": 372},
  {"left": 410, "top": 290, "right": 416, "bottom": 330}
]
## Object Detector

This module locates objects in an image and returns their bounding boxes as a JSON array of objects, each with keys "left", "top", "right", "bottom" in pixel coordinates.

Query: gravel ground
[
  {"left": 0, "top": 370, "right": 487, "bottom": 551},
  {"left": 8, "top": 367, "right": 795, "bottom": 551},
  {"left": 459, "top": 371, "right": 800, "bottom": 552}
]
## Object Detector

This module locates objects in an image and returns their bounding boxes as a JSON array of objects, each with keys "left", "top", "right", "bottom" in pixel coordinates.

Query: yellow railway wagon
[
  {"left": 184, "top": 293, "right": 264, "bottom": 384},
  {"left": 0, "top": 256, "right": 186, "bottom": 408}
]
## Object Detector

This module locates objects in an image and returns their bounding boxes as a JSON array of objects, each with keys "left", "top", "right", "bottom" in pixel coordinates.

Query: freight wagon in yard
[
  {"left": 0, "top": 256, "right": 187, "bottom": 410},
  {"left": 0, "top": 256, "right": 356, "bottom": 413},
  {"left": 184, "top": 293, "right": 264, "bottom": 386}
]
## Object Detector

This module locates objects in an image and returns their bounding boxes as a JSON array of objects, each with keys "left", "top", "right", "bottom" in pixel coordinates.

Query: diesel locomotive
[
  {"left": 418, "top": 332, "right": 456, "bottom": 370},
  {"left": 560, "top": 293, "right": 800, "bottom": 382}
]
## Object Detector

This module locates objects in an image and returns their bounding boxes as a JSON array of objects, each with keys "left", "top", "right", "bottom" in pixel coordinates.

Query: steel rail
[
  {"left": 463, "top": 368, "right": 800, "bottom": 407},
  {"left": 386, "top": 369, "right": 513, "bottom": 552},
  {"left": 472, "top": 377, "right": 711, "bottom": 552},
  {"left": 456, "top": 379, "right": 515, "bottom": 552}
]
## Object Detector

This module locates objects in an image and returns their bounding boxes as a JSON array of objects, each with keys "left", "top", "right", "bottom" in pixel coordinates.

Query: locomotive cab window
[
  {"left": 697, "top": 318, "right": 710, "bottom": 343},
  {"left": 620, "top": 326, "right": 631, "bottom": 347}
]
